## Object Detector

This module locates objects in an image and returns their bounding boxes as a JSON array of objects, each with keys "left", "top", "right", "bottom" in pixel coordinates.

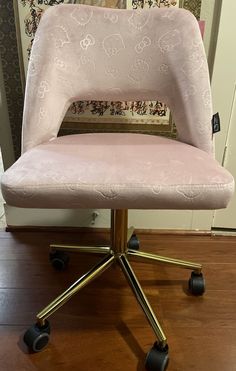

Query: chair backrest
[{"left": 22, "top": 4, "right": 213, "bottom": 155}]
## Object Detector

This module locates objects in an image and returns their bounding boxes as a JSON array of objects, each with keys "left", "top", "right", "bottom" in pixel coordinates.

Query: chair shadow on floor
[{"left": 116, "top": 320, "right": 147, "bottom": 371}]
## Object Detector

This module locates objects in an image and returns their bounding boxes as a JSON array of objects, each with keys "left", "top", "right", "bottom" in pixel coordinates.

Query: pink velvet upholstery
[
  {"left": 1, "top": 133, "right": 234, "bottom": 209},
  {"left": 21, "top": 5, "right": 213, "bottom": 154},
  {"left": 1, "top": 4, "right": 234, "bottom": 210}
]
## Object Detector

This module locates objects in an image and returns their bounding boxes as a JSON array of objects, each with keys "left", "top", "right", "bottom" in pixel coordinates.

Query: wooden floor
[{"left": 1, "top": 228, "right": 236, "bottom": 371}]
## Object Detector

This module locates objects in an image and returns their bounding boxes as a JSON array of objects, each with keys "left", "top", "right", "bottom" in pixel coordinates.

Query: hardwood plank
[
  {"left": 1, "top": 230, "right": 236, "bottom": 263},
  {"left": 1, "top": 324, "right": 236, "bottom": 371},
  {"left": 1, "top": 288, "right": 236, "bottom": 330},
  {"left": 0, "top": 229, "right": 236, "bottom": 371}
]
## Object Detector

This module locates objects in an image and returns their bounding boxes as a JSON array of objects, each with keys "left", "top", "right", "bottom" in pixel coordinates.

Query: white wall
[
  {"left": 200, "top": 0, "right": 216, "bottom": 58},
  {"left": 212, "top": 0, "right": 236, "bottom": 229}
]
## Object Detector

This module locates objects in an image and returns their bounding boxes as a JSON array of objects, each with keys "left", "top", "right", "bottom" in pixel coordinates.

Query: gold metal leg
[
  {"left": 128, "top": 249, "right": 202, "bottom": 274},
  {"left": 35, "top": 209, "right": 202, "bottom": 347},
  {"left": 118, "top": 254, "right": 167, "bottom": 348},
  {"left": 111, "top": 209, "right": 128, "bottom": 254},
  {"left": 50, "top": 244, "right": 111, "bottom": 255},
  {"left": 37, "top": 254, "right": 115, "bottom": 327}
]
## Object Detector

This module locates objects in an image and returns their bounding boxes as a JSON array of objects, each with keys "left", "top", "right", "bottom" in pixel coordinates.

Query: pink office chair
[{"left": 1, "top": 4, "right": 234, "bottom": 370}]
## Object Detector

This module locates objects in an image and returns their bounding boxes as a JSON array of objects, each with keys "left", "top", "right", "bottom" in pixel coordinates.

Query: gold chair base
[{"left": 37, "top": 209, "right": 203, "bottom": 349}]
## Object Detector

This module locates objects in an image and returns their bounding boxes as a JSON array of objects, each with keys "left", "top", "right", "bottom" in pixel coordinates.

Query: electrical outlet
[{"left": 91, "top": 210, "right": 99, "bottom": 225}]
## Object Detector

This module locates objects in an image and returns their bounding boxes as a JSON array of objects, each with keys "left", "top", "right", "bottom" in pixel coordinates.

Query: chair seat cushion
[{"left": 1, "top": 133, "right": 234, "bottom": 210}]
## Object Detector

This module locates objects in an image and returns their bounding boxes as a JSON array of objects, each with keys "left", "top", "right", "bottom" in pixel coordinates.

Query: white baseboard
[{"left": 4, "top": 204, "right": 212, "bottom": 231}]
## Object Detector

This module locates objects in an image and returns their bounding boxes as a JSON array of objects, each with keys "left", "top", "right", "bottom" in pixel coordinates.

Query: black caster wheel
[
  {"left": 145, "top": 342, "right": 169, "bottom": 371},
  {"left": 188, "top": 271, "right": 205, "bottom": 296},
  {"left": 127, "top": 234, "right": 140, "bottom": 250},
  {"left": 23, "top": 320, "right": 50, "bottom": 352},
  {"left": 49, "top": 250, "right": 69, "bottom": 271}
]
